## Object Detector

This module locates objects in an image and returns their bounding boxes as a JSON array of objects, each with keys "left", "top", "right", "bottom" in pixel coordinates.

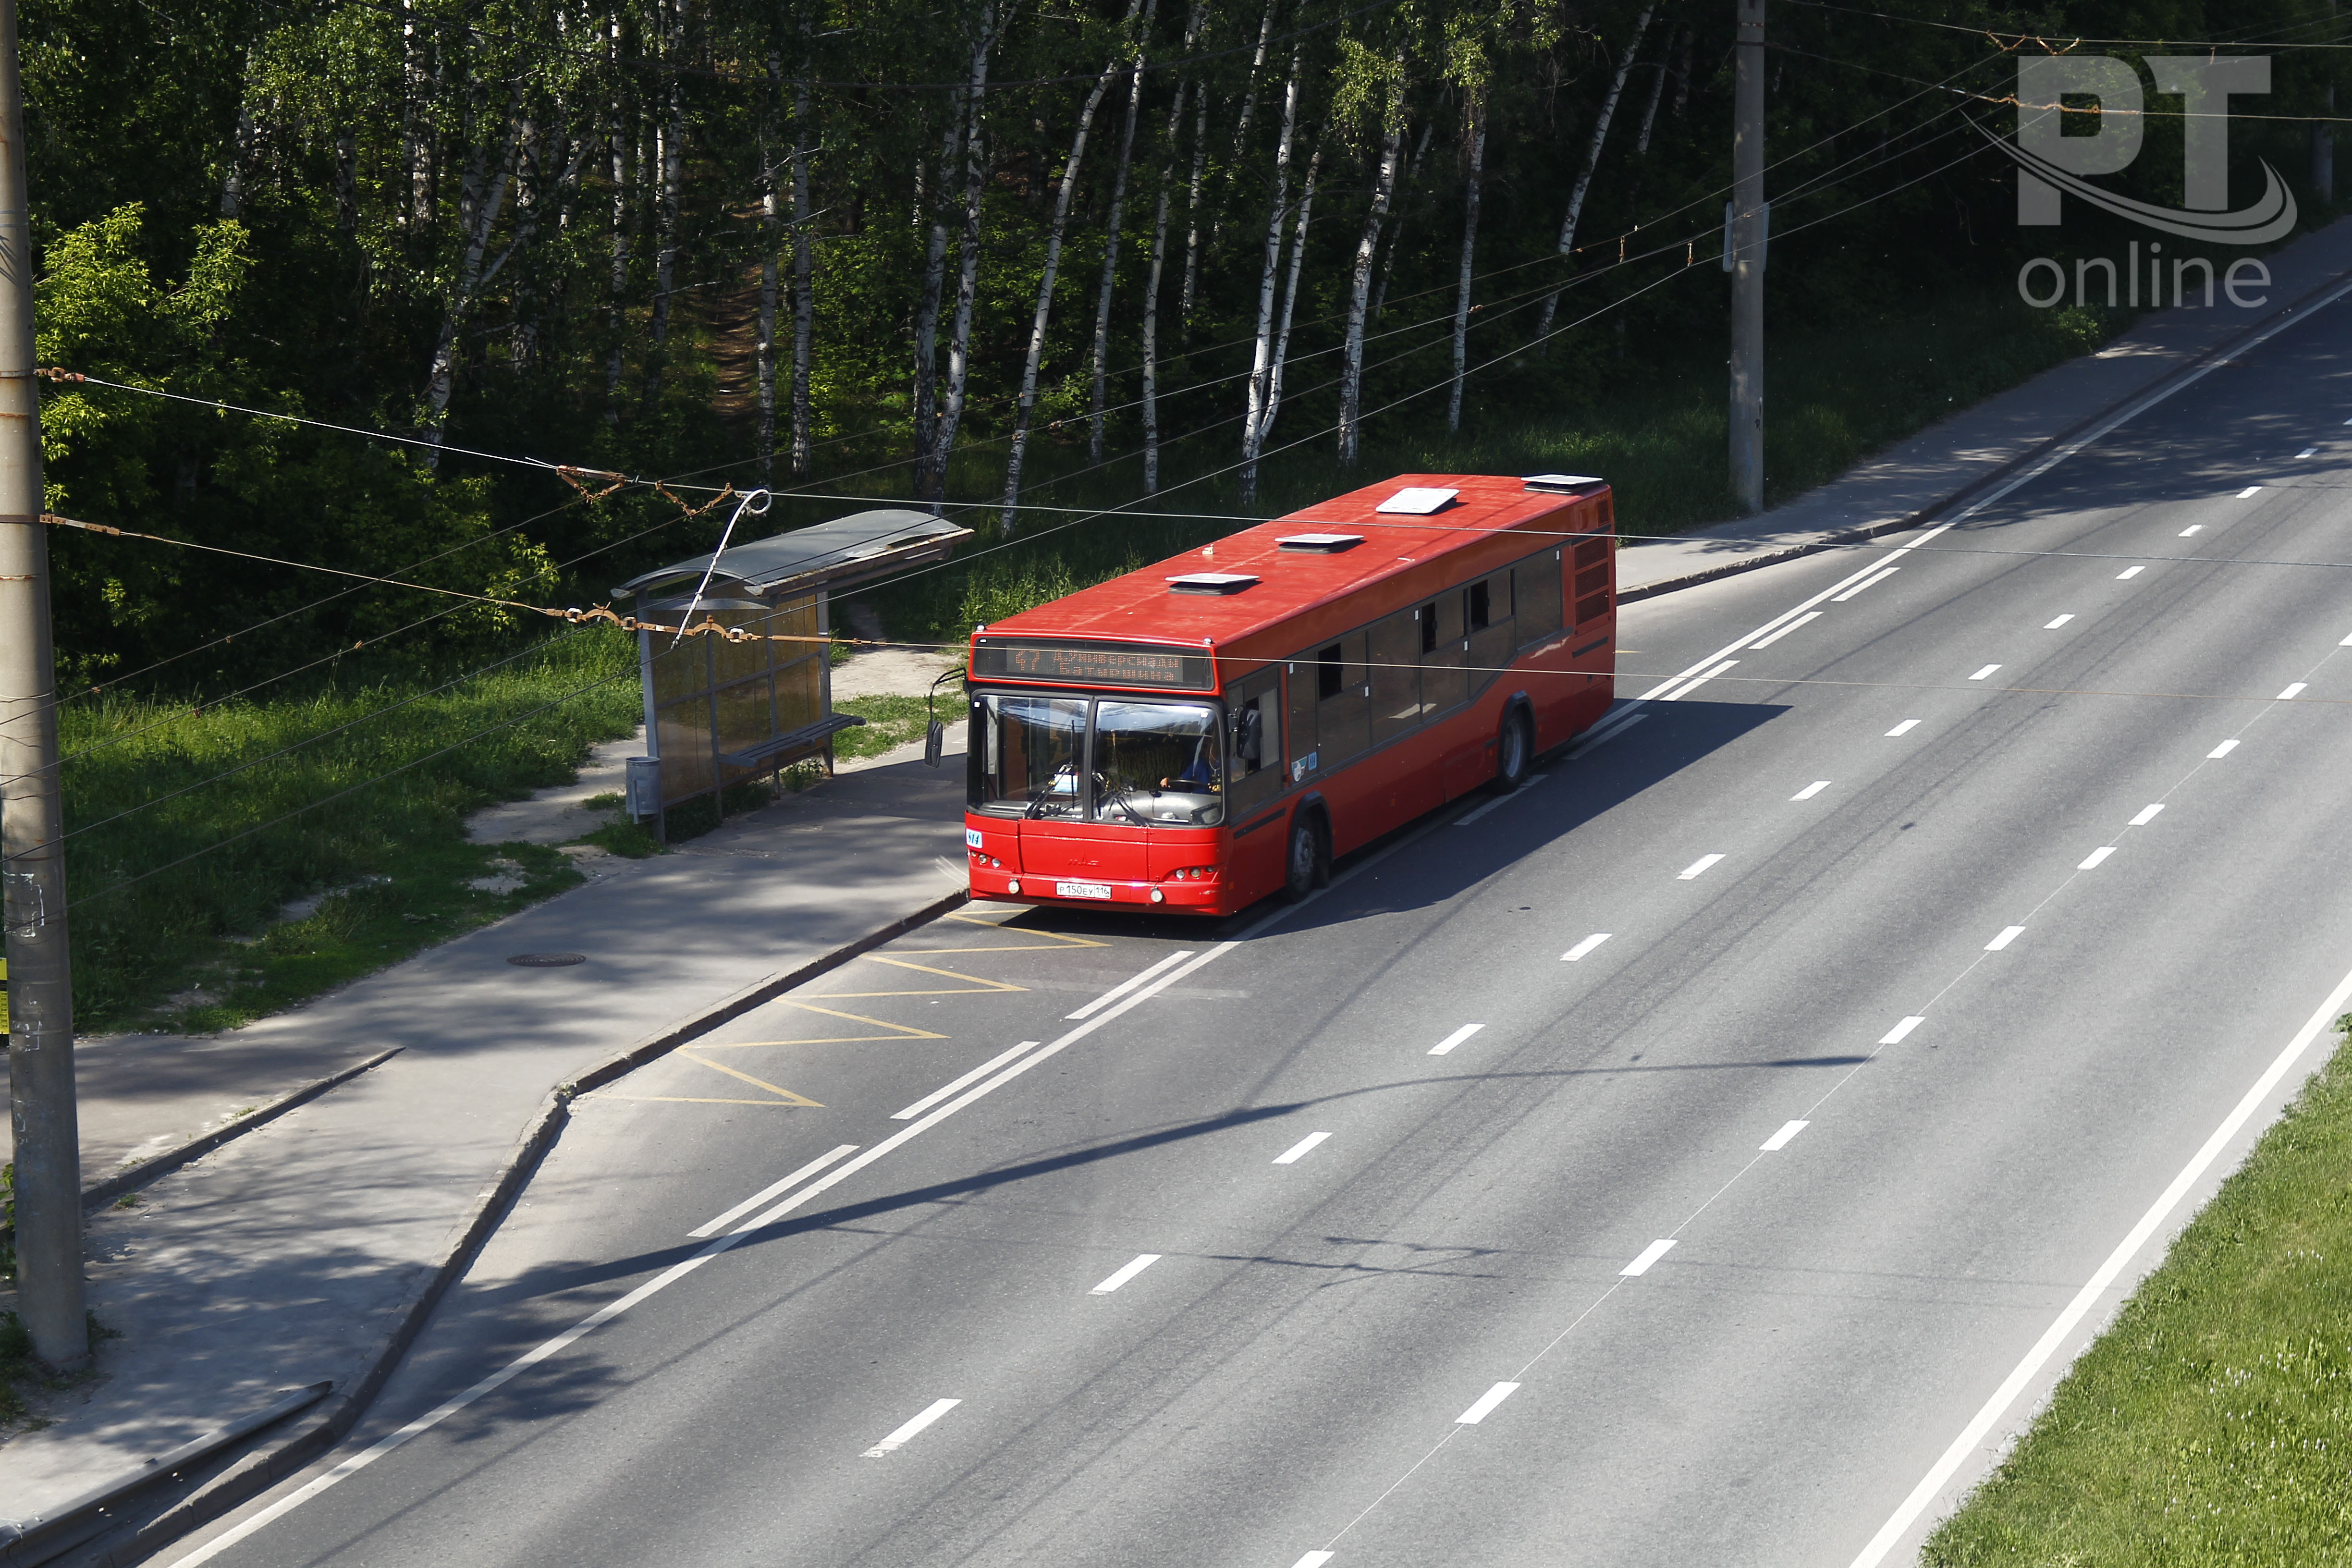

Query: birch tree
[
  {"left": 1087, "top": 0, "right": 1158, "bottom": 466},
  {"left": 1448, "top": 91, "right": 1484, "bottom": 431},
  {"left": 929, "top": 0, "right": 1001, "bottom": 504},
  {"left": 1337, "top": 53, "right": 1406, "bottom": 467},
  {"left": 1532, "top": 3, "right": 1657, "bottom": 343},
  {"left": 422, "top": 83, "right": 527, "bottom": 466},
  {"left": 1000, "top": 0, "right": 1146, "bottom": 531},
  {"left": 1259, "top": 137, "right": 1321, "bottom": 447},
  {"left": 1238, "top": 49, "right": 1302, "bottom": 503},
  {"left": 912, "top": 87, "right": 968, "bottom": 483}
]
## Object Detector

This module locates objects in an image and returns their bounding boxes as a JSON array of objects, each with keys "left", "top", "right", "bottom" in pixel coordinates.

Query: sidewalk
[
  {"left": 1617, "top": 215, "right": 2352, "bottom": 598},
  {"left": 0, "top": 735, "right": 968, "bottom": 1550}
]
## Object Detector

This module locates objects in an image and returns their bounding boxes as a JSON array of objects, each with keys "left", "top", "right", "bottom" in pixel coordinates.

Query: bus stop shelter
[{"left": 612, "top": 507, "right": 970, "bottom": 831}]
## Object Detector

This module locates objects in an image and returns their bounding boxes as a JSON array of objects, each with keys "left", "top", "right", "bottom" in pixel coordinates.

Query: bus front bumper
[{"left": 967, "top": 864, "right": 1235, "bottom": 915}]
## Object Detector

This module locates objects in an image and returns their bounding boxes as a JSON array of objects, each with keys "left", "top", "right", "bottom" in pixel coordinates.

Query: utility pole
[
  {"left": 1728, "top": 0, "right": 1766, "bottom": 514},
  {"left": 0, "top": 0, "right": 87, "bottom": 1370}
]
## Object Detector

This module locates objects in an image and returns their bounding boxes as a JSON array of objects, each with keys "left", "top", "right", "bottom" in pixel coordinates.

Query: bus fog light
[
  {"left": 1007, "top": 879, "right": 1021, "bottom": 895},
  {"left": 1150, "top": 889, "right": 1165, "bottom": 904}
]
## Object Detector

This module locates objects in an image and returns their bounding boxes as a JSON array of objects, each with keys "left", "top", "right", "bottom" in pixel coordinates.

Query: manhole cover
[{"left": 507, "top": 953, "right": 587, "bottom": 968}]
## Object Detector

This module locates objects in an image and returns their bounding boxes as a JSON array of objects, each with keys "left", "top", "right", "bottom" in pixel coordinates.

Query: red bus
[{"left": 962, "top": 472, "right": 1617, "bottom": 915}]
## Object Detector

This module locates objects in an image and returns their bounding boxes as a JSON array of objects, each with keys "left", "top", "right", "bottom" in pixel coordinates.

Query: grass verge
[
  {"left": 57, "top": 631, "right": 645, "bottom": 1031},
  {"left": 1923, "top": 1015, "right": 2352, "bottom": 1566},
  {"left": 833, "top": 692, "right": 952, "bottom": 761}
]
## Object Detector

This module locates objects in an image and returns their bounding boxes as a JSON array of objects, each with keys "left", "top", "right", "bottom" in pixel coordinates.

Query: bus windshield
[{"left": 975, "top": 693, "right": 1224, "bottom": 826}]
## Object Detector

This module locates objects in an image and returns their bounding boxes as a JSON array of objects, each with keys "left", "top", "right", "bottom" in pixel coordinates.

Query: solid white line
[
  {"left": 2277, "top": 682, "right": 2307, "bottom": 700},
  {"left": 2340, "top": 630, "right": 2352, "bottom": 646},
  {"left": 1453, "top": 775, "right": 1546, "bottom": 827},
  {"left": 749, "top": 945, "right": 1240, "bottom": 1233},
  {"left": 1456, "top": 1382, "right": 1522, "bottom": 1424},
  {"left": 2180, "top": 525, "right": 2204, "bottom": 536},
  {"left": 1886, "top": 719, "right": 1921, "bottom": 736},
  {"left": 1880, "top": 1016, "right": 1925, "bottom": 1045},
  {"left": 1292, "top": 1555, "right": 1337, "bottom": 1568},
  {"left": 2130, "top": 803, "right": 2165, "bottom": 826},
  {"left": 1791, "top": 780, "right": 1831, "bottom": 801},
  {"left": 1562, "top": 932, "right": 1613, "bottom": 962},
  {"left": 1847, "top": 957, "right": 2352, "bottom": 1568},
  {"left": 2298, "top": 446, "right": 2318, "bottom": 458},
  {"left": 1090, "top": 1254, "right": 1162, "bottom": 1295},
  {"left": 1678, "top": 854, "right": 1725, "bottom": 881},
  {"left": 688, "top": 1145, "right": 858, "bottom": 1238},
  {"left": 1831, "top": 566, "right": 1900, "bottom": 602},
  {"left": 1761, "top": 1119, "right": 1810, "bottom": 1152},
  {"left": 1570, "top": 712, "right": 1648, "bottom": 755},
  {"left": 1274, "top": 1131, "right": 1331, "bottom": 1165},
  {"left": 1065, "top": 950, "right": 1193, "bottom": 1020},
  {"left": 1659, "top": 660, "right": 1739, "bottom": 701},
  {"left": 2078, "top": 846, "right": 2117, "bottom": 870},
  {"left": 2237, "top": 485, "right": 2263, "bottom": 498},
  {"left": 2207, "top": 738, "right": 2241, "bottom": 759},
  {"left": 1429, "top": 1024, "right": 1485, "bottom": 1056},
  {"left": 1985, "top": 926, "right": 2025, "bottom": 952},
  {"left": 1968, "top": 664, "right": 2002, "bottom": 681},
  {"left": 2117, "top": 565, "right": 2144, "bottom": 579},
  {"left": 891, "top": 1040, "right": 1043, "bottom": 1121},
  {"left": 862, "top": 1397, "right": 961, "bottom": 1457},
  {"left": 1620, "top": 1239, "right": 1678, "bottom": 1276},
  {"left": 1748, "top": 611, "right": 1822, "bottom": 649},
  {"left": 2043, "top": 614, "right": 2074, "bottom": 630}
]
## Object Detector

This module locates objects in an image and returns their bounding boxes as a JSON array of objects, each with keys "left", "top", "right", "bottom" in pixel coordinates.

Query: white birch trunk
[
  {"left": 1337, "top": 82, "right": 1404, "bottom": 467},
  {"left": 999, "top": 0, "right": 1146, "bottom": 532},
  {"left": 1369, "top": 119, "right": 1433, "bottom": 320},
  {"left": 1634, "top": 40, "right": 1672, "bottom": 154},
  {"left": 1533, "top": 2, "right": 1656, "bottom": 343},
  {"left": 1088, "top": 0, "right": 1156, "bottom": 466},
  {"left": 645, "top": 0, "right": 686, "bottom": 396},
  {"left": 1179, "top": 83, "right": 1209, "bottom": 329},
  {"left": 931, "top": 0, "right": 999, "bottom": 506},
  {"left": 422, "top": 93, "right": 526, "bottom": 467},
  {"left": 1237, "top": 51, "right": 1300, "bottom": 504},
  {"left": 914, "top": 87, "right": 967, "bottom": 484},
  {"left": 1261, "top": 138, "right": 1320, "bottom": 443},
  {"left": 604, "top": 12, "right": 628, "bottom": 422},
  {"left": 789, "top": 68, "right": 814, "bottom": 473},
  {"left": 1139, "top": 74, "right": 1189, "bottom": 494},
  {"left": 1448, "top": 100, "right": 1484, "bottom": 432}
]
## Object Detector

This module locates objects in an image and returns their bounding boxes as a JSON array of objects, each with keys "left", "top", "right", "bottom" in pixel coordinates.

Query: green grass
[
  {"left": 833, "top": 692, "right": 957, "bottom": 761},
  {"left": 55, "top": 631, "right": 646, "bottom": 1031},
  {"left": 1923, "top": 1016, "right": 2352, "bottom": 1567}
]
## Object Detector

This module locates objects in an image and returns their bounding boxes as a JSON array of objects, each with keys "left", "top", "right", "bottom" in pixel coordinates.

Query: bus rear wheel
[
  {"left": 1488, "top": 708, "right": 1533, "bottom": 796},
  {"left": 1283, "top": 811, "right": 1328, "bottom": 903}
]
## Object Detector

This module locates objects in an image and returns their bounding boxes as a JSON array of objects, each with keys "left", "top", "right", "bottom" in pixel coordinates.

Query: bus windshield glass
[{"left": 974, "top": 694, "right": 1224, "bottom": 826}]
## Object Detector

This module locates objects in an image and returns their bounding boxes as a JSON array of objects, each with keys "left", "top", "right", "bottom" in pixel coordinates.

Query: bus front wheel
[
  {"left": 1283, "top": 812, "right": 1328, "bottom": 903},
  {"left": 1488, "top": 708, "right": 1533, "bottom": 796}
]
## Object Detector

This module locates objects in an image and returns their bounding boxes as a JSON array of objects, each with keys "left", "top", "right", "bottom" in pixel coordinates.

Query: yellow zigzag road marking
[
  {"left": 595, "top": 1049, "right": 825, "bottom": 1107},
  {"left": 811, "top": 956, "right": 1025, "bottom": 997},
  {"left": 896, "top": 913, "right": 1110, "bottom": 954},
  {"left": 709, "top": 1001, "right": 949, "bottom": 1045}
]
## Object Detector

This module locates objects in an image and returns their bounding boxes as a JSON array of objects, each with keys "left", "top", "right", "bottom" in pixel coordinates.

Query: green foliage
[{"left": 1924, "top": 1015, "right": 2352, "bottom": 1567}]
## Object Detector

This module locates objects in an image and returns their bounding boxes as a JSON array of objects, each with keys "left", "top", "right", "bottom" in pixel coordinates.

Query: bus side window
[
  {"left": 1229, "top": 677, "right": 1285, "bottom": 817},
  {"left": 1467, "top": 580, "right": 1491, "bottom": 631},
  {"left": 1418, "top": 603, "right": 1438, "bottom": 655},
  {"left": 1316, "top": 644, "right": 1344, "bottom": 700},
  {"left": 1514, "top": 550, "right": 1564, "bottom": 643},
  {"left": 1370, "top": 609, "right": 1422, "bottom": 744}
]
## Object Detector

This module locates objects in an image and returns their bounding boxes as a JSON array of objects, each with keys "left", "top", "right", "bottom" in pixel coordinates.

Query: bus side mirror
[
  {"left": 1234, "top": 707, "right": 1262, "bottom": 764},
  {"left": 923, "top": 719, "right": 944, "bottom": 768}
]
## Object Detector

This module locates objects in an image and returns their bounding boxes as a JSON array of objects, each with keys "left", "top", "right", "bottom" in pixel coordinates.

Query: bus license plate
[{"left": 1054, "top": 880, "right": 1114, "bottom": 900}]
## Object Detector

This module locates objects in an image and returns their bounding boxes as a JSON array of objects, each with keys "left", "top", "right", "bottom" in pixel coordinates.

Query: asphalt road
[{"left": 170, "top": 300, "right": 2352, "bottom": 1568}]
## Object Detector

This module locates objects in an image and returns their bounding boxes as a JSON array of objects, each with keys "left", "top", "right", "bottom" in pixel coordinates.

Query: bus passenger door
[{"left": 1227, "top": 670, "right": 1288, "bottom": 899}]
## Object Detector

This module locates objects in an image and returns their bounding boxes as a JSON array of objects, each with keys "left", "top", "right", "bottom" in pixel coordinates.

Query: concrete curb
[
  {"left": 1617, "top": 255, "right": 2352, "bottom": 606},
  {"left": 0, "top": 1049, "right": 404, "bottom": 1260},
  {"left": 62, "top": 886, "right": 972, "bottom": 1568}
]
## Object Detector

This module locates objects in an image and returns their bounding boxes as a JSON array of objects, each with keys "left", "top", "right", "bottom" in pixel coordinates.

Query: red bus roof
[{"left": 973, "top": 474, "right": 1610, "bottom": 680}]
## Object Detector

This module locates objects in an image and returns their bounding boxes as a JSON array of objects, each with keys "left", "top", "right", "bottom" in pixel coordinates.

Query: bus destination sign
[{"left": 972, "top": 639, "right": 1214, "bottom": 690}]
